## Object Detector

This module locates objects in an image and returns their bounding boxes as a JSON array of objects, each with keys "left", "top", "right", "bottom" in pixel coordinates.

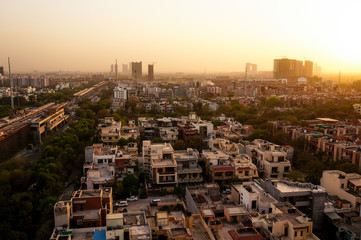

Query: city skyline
[{"left": 1, "top": 0, "right": 361, "bottom": 73}]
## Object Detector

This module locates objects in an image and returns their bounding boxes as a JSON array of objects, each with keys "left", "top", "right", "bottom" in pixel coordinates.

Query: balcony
[
  {"left": 213, "top": 175, "right": 233, "bottom": 181},
  {"left": 178, "top": 167, "right": 202, "bottom": 174},
  {"left": 178, "top": 176, "right": 203, "bottom": 183},
  {"left": 295, "top": 201, "right": 311, "bottom": 207}
]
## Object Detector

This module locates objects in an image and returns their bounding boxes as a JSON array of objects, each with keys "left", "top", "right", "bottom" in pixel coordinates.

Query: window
[
  {"left": 295, "top": 231, "right": 297, "bottom": 237},
  {"left": 108, "top": 159, "right": 113, "bottom": 163},
  {"left": 301, "top": 231, "right": 303, "bottom": 236},
  {"left": 284, "top": 166, "right": 289, "bottom": 172},
  {"left": 252, "top": 200, "right": 257, "bottom": 209},
  {"left": 245, "top": 171, "right": 249, "bottom": 176},
  {"left": 98, "top": 159, "right": 103, "bottom": 164},
  {"left": 226, "top": 171, "right": 233, "bottom": 176}
]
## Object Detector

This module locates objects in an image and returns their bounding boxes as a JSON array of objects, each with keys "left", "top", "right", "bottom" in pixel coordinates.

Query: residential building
[
  {"left": 192, "top": 120, "right": 214, "bottom": 138},
  {"left": 51, "top": 187, "right": 112, "bottom": 237},
  {"left": 131, "top": 61, "right": 142, "bottom": 79},
  {"left": 228, "top": 227, "right": 264, "bottom": 240},
  {"left": 209, "top": 138, "right": 240, "bottom": 155},
  {"left": 247, "top": 139, "right": 291, "bottom": 179},
  {"left": 320, "top": 170, "right": 361, "bottom": 211},
  {"left": 231, "top": 154, "right": 259, "bottom": 181},
  {"left": 142, "top": 141, "right": 177, "bottom": 186},
  {"left": 98, "top": 117, "right": 121, "bottom": 144},
  {"left": 157, "top": 117, "right": 179, "bottom": 144},
  {"left": 202, "top": 150, "right": 234, "bottom": 183},
  {"left": 113, "top": 85, "right": 127, "bottom": 100},
  {"left": 174, "top": 148, "right": 203, "bottom": 184},
  {"left": 231, "top": 182, "right": 277, "bottom": 214},
  {"left": 252, "top": 202, "right": 319, "bottom": 240},
  {"left": 260, "top": 179, "right": 326, "bottom": 231},
  {"left": 82, "top": 144, "right": 119, "bottom": 189},
  {"left": 148, "top": 64, "right": 154, "bottom": 81}
]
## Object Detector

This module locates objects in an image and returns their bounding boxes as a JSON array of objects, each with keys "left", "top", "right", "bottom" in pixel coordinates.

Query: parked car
[
  {"left": 126, "top": 196, "right": 138, "bottom": 201},
  {"left": 150, "top": 199, "right": 161, "bottom": 206},
  {"left": 222, "top": 189, "right": 231, "bottom": 194},
  {"left": 115, "top": 201, "right": 128, "bottom": 207}
]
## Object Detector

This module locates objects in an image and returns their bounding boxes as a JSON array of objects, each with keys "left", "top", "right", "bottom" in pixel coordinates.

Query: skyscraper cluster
[{"left": 273, "top": 58, "right": 315, "bottom": 82}]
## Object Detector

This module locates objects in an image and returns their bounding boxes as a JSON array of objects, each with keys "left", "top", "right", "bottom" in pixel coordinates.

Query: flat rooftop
[
  {"left": 72, "top": 209, "right": 100, "bottom": 220},
  {"left": 276, "top": 182, "right": 310, "bottom": 193},
  {"left": 225, "top": 206, "right": 248, "bottom": 216}
]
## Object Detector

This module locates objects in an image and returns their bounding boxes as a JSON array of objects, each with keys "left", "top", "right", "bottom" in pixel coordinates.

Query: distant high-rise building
[
  {"left": 110, "top": 64, "right": 114, "bottom": 73},
  {"left": 295, "top": 60, "right": 304, "bottom": 76},
  {"left": 274, "top": 58, "right": 313, "bottom": 82},
  {"left": 274, "top": 58, "right": 296, "bottom": 79},
  {"left": 0, "top": 66, "right": 4, "bottom": 76},
  {"left": 131, "top": 61, "right": 142, "bottom": 79},
  {"left": 304, "top": 60, "right": 313, "bottom": 78},
  {"left": 314, "top": 63, "right": 322, "bottom": 76},
  {"left": 148, "top": 64, "right": 154, "bottom": 81},
  {"left": 122, "top": 64, "right": 128, "bottom": 74},
  {"left": 114, "top": 61, "right": 118, "bottom": 78},
  {"left": 245, "top": 63, "right": 257, "bottom": 73}
]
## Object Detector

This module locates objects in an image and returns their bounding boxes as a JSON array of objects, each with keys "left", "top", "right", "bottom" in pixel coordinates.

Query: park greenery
[{"left": 0, "top": 86, "right": 111, "bottom": 240}]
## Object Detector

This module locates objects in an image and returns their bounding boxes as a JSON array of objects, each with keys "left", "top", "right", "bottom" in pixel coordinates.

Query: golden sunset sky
[{"left": 1, "top": 0, "right": 361, "bottom": 73}]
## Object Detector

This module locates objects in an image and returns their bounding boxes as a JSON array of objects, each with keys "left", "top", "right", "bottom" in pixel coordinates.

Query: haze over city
[{"left": 1, "top": 0, "right": 361, "bottom": 73}]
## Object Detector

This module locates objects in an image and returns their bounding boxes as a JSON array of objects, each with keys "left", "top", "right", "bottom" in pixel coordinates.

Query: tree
[
  {"left": 212, "top": 120, "right": 223, "bottom": 127},
  {"left": 152, "top": 137, "right": 164, "bottom": 143},
  {"left": 286, "top": 170, "right": 305, "bottom": 182},
  {"left": 247, "top": 129, "right": 270, "bottom": 141},
  {"left": 117, "top": 138, "right": 129, "bottom": 147},
  {"left": 173, "top": 140, "right": 187, "bottom": 150},
  {"left": 139, "top": 188, "right": 147, "bottom": 199},
  {"left": 265, "top": 96, "right": 282, "bottom": 107},
  {"left": 174, "top": 185, "right": 186, "bottom": 199},
  {"left": 122, "top": 175, "right": 139, "bottom": 197}
]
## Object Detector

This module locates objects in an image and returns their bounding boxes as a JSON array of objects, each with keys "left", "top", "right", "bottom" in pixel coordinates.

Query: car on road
[
  {"left": 222, "top": 189, "right": 231, "bottom": 194},
  {"left": 115, "top": 201, "right": 128, "bottom": 207},
  {"left": 150, "top": 199, "right": 161, "bottom": 206},
  {"left": 126, "top": 196, "right": 138, "bottom": 202}
]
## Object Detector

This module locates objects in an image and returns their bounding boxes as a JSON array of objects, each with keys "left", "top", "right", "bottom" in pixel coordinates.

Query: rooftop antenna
[{"left": 8, "top": 57, "right": 14, "bottom": 110}]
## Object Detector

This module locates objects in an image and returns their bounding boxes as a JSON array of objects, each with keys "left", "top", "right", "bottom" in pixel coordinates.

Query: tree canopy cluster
[{"left": 0, "top": 109, "right": 96, "bottom": 240}]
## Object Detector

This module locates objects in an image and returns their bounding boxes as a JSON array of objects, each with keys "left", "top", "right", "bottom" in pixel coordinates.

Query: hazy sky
[{"left": 1, "top": 0, "right": 361, "bottom": 73}]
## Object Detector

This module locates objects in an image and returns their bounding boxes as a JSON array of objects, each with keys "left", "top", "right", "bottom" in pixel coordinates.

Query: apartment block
[
  {"left": 174, "top": 148, "right": 203, "bottom": 184},
  {"left": 321, "top": 170, "right": 361, "bottom": 211},
  {"left": 231, "top": 154, "right": 259, "bottom": 181},
  {"left": 142, "top": 141, "right": 177, "bottom": 186},
  {"left": 98, "top": 117, "right": 121, "bottom": 144},
  {"left": 202, "top": 150, "right": 234, "bottom": 183},
  {"left": 51, "top": 187, "right": 113, "bottom": 238},
  {"left": 260, "top": 179, "right": 326, "bottom": 231},
  {"left": 252, "top": 202, "right": 319, "bottom": 240},
  {"left": 231, "top": 182, "right": 277, "bottom": 214},
  {"left": 247, "top": 139, "right": 291, "bottom": 179}
]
